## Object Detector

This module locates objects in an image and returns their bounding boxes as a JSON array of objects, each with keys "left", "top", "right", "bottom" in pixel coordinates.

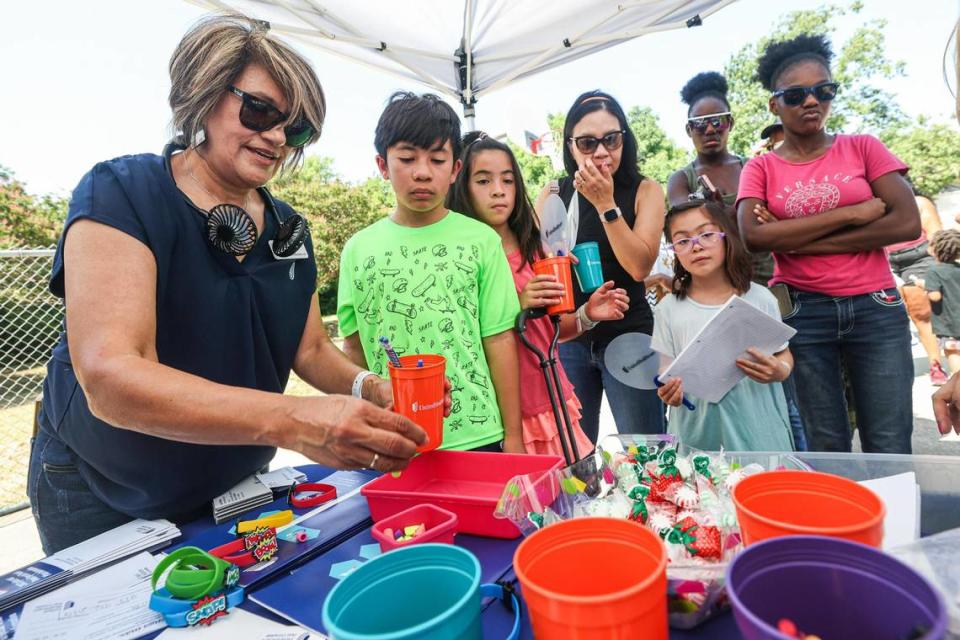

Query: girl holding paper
[{"left": 653, "top": 200, "right": 794, "bottom": 451}]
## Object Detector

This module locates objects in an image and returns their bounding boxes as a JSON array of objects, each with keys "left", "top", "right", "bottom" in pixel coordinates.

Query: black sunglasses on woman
[{"left": 228, "top": 86, "right": 315, "bottom": 148}]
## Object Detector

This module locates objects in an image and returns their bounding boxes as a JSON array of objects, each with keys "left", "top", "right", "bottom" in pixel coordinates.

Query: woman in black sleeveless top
[{"left": 535, "top": 90, "right": 666, "bottom": 442}]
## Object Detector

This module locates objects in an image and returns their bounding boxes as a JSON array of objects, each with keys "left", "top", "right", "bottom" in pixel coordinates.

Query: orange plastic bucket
[
  {"left": 732, "top": 470, "right": 885, "bottom": 548},
  {"left": 388, "top": 354, "right": 446, "bottom": 453},
  {"left": 532, "top": 256, "right": 576, "bottom": 315},
  {"left": 514, "top": 517, "right": 668, "bottom": 639}
]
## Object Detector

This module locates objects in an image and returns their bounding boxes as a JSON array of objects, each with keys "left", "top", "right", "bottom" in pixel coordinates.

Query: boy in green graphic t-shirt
[{"left": 337, "top": 92, "right": 522, "bottom": 452}]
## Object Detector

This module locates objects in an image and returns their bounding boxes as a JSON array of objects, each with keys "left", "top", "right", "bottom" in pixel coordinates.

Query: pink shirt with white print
[{"left": 737, "top": 134, "right": 908, "bottom": 297}]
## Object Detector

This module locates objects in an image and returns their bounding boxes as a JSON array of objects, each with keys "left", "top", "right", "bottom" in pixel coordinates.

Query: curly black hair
[
  {"left": 680, "top": 71, "right": 730, "bottom": 115},
  {"left": 932, "top": 229, "right": 960, "bottom": 263},
  {"left": 756, "top": 34, "right": 834, "bottom": 91}
]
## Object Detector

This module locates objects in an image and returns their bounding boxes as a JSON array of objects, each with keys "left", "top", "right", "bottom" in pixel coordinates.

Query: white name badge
[{"left": 268, "top": 240, "right": 308, "bottom": 261}]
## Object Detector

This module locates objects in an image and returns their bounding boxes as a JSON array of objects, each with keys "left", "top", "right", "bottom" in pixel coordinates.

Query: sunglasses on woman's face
[
  {"left": 772, "top": 82, "right": 839, "bottom": 107},
  {"left": 687, "top": 112, "right": 732, "bottom": 134},
  {"left": 569, "top": 130, "right": 625, "bottom": 154},
  {"left": 228, "top": 86, "right": 315, "bottom": 148}
]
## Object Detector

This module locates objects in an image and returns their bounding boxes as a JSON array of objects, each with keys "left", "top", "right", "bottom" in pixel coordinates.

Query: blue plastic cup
[
  {"left": 322, "top": 544, "right": 483, "bottom": 640},
  {"left": 571, "top": 242, "right": 604, "bottom": 293}
]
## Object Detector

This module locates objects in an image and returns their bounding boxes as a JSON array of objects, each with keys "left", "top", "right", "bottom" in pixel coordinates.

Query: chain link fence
[{"left": 0, "top": 248, "right": 61, "bottom": 515}]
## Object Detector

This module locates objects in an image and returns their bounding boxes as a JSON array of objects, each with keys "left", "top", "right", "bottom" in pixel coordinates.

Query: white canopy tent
[{"left": 187, "top": 0, "right": 737, "bottom": 128}]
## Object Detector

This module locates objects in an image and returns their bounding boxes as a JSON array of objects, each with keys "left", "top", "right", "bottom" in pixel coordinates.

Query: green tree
[
  {"left": 510, "top": 142, "right": 562, "bottom": 201},
  {"left": 724, "top": 2, "right": 907, "bottom": 157},
  {"left": 627, "top": 106, "right": 690, "bottom": 185},
  {"left": 882, "top": 119, "right": 960, "bottom": 197},
  {"left": 269, "top": 156, "right": 392, "bottom": 313},
  {"left": 0, "top": 166, "right": 67, "bottom": 248}
]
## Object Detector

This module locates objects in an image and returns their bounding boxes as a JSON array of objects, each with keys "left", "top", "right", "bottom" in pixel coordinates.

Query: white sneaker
[{"left": 940, "top": 431, "right": 960, "bottom": 442}]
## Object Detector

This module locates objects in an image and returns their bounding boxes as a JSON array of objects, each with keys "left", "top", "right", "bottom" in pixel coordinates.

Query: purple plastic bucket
[{"left": 726, "top": 535, "right": 946, "bottom": 640}]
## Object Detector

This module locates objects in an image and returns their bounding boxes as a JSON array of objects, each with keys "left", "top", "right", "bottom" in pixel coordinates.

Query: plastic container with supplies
[
  {"left": 733, "top": 469, "right": 885, "bottom": 547},
  {"left": 388, "top": 354, "right": 446, "bottom": 453},
  {"left": 362, "top": 450, "right": 564, "bottom": 539},
  {"left": 370, "top": 503, "right": 458, "bottom": 552},
  {"left": 727, "top": 535, "right": 947, "bottom": 640},
  {"left": 514, "top": 517, "right": 668, "bottom": 640}
]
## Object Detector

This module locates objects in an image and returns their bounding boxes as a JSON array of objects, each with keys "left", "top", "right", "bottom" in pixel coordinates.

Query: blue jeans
[
  {"left": 782, "top": 375, "right": 808, "bottom": 451},
  {"left": 559, "top": 340, "right": 665, "bottom": 443},
  {"left": 27, "top": 428, "right": 132, "bottom": 554},
  {"left": 784, "top": 287, "right": 913, "bottom": 453}
]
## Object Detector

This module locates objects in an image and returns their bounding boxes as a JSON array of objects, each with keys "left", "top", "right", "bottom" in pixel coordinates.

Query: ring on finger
[{"left": 367, "top": 452, "right": 379, "bottom": 470}]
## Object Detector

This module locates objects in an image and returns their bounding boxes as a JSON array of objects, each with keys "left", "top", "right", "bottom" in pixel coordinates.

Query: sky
[{"left": 2, "top": 0, "right": 957, "bottom": 197}]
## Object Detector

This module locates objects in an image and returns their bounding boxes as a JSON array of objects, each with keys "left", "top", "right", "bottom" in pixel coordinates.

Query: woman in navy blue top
[{"left": 28, "top": 16, "right": 431, "bottom": 553}]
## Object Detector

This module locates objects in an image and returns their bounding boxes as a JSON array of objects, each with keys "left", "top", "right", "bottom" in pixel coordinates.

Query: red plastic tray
[
  {"left": 362, "top": 450, "right": 564, "bottom": 539},
  {"left": 370, "top": 503, "right": 458, "bottom": 552}
]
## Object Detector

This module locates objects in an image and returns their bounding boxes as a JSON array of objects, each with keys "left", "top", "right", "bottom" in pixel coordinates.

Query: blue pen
[
  {"left": 379, "top": 336, "right": 402, "bottom": 368},
  {"left": 653, "top": 375, "right": 696, "bottom": 411}
]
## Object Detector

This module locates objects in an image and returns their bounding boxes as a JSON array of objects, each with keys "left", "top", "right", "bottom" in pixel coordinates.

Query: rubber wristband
[
  {"left": 149, "top": 585, "right": 245, "bottom": 628},
  {"left": 152, "top": 547, "right": 232, "bottom": 601},
  {"left": 577, "top": 304, "right": 598, "bottom": 331},
  {"left": 352, "top": 371, "right": 377, "bottom": 398},
  {"left": 236, "top": 509, "right": 293, "bottom": 534},
  {"left": 288, "top": 481, "right": 337, "bottom": 509},
  {"left": 209, "top": 527, "right": 278, "bottom": 567}
]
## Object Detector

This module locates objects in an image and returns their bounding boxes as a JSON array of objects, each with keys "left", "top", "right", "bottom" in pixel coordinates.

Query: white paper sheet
[
  {"left": 13, "top": 553, "right": 163, "bottom": 640},
  {"left": 858, "top": 472, "right": 921, "bottom": 550},
  {"left": 155, "top": 608, "right": 316, "bottom": 639},
  {"left": 46, "top": 522, "right": 176, "bottom": 572},
  {"left": 256, "top": 467, "right": 307, "bottom": 490},
  {"left": 657, "top": 295, "right": 796, "bottom": 404}
]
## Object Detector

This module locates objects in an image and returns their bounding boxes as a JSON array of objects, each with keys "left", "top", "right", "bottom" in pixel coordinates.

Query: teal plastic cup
[
  {"left": 571, "top": 242, "right": 604, "bottom": 292},
  {"left": 322, "top": 544, "right": 483, "bottom": 640}
]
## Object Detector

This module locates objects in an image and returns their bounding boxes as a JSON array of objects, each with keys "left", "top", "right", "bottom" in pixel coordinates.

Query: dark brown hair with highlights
[{"left": 665, "top": 199, "right": 753, "bottom": 300}]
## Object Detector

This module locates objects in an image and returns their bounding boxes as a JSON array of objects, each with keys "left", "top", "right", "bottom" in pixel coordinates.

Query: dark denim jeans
[
  {"left": 559, "top": 339, "right": 665, "bottom": 443},
  {"left": 784, "top": 287, "right": 913, "bottom": 453},
  {"left": 27, "top": 428, "right": 131, "bottom": 555}
]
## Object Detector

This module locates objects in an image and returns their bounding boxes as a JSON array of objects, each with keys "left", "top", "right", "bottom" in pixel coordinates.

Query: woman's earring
[{"left": 192, "top": 128, "right": 207, "bottom": 148}]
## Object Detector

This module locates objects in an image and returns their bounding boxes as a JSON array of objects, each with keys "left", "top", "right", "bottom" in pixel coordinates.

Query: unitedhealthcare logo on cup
[{"left": 412, "top": 399, "right": 444, "bottom": 413}]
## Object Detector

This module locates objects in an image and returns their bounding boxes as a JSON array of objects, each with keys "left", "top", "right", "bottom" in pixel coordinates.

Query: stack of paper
[
  {"left": 10, "top": 552, "right": 164, "bottom": 640},
  {"left": 657, "top": 295, "right": 796, "bottom": 403},
  {"left": 0, "top": 519, "right": 178, "bottom": 611},
  {"left": 212, "top": 475, "right": 274, "bottom": 524}
]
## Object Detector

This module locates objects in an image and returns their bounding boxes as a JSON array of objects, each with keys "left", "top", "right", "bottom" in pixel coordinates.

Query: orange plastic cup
[
  {"left": 388, "top": 354, "right": 446, "bottom": 453},
  {"left": 732, "top": 470, "right": 885, "bottom": 548},
  {"left": 514, "top": 517, "right": 668, "bottom": 640},
  {"left": 532, "top": 256, "right": 576, "bottom": 315}
]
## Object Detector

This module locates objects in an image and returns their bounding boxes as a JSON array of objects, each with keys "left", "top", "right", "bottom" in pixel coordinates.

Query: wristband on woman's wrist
[
  {"left": 576, "top": 304, "right": 599, "bottom": 333},
  {"left": 351, "top": 370, "right": 378, "bottom": 399}
]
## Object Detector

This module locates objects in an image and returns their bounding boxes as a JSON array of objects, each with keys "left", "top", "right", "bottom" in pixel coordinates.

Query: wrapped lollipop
[
  {"left": 627, "top": 484, "right": 650, "bottom": 523},
  {"left": 648, "top": 447, "right": 685, "bottom": 503}
]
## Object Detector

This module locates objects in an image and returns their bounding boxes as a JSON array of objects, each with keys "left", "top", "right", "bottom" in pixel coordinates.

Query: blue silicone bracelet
[{"left": 149, "top": 585, "right": 245, "bottom": 627}]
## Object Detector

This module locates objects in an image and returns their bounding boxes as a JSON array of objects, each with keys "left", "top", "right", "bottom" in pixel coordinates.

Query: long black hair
[
  {"left": 446, "top": 132, "right": 542, "bottom": 270},
  {"left": 562, "top": 90, "right": 643, "bottom": 188}
]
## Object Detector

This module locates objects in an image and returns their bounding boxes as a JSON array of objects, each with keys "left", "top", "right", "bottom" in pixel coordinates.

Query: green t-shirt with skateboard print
[{"left": 337, "top": 210, "right": 520, "bottom": 451}]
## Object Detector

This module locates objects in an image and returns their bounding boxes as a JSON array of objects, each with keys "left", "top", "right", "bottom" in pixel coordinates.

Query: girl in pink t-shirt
[
  {"left": 736, "top": 34, "right": 920, "bottom": 454},
  {"left": 447, "top": 132, "right": 629, "bottom": 456}
]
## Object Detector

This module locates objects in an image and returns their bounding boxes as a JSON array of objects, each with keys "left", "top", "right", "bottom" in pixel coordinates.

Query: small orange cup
[
  {"left": 532, "top": 256, "right": 575, "bottom": 315},
  {"left": 388, "top": 354, "right": 446, "bottom": 453}
]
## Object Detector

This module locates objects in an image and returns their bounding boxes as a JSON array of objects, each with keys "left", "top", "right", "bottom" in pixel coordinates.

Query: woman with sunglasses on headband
[
  {"left": 737, "top": 34, "right": 921, "bottom": 454},
  {"left": 534, "top": 90, "right": 666, "bottom": 442},
  {"left": 28, "top": 15, "right": 434, "bottom": 553}
]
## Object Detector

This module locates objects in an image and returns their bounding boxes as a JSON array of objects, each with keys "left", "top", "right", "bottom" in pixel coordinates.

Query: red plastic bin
[
  {"left": 371, "top": 503, "right": 458, "bottom": 552},
  {"left": 362, "top": 450, "right": 564, "bottom": 539}
]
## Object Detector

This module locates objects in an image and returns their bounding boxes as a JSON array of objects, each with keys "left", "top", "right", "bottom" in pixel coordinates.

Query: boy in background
[
  {"left": 925, "top": 229, "right": 960, "bottom": 441},
  {"left": 337, "top": 92, "right": 523, "bottom": 453}
]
